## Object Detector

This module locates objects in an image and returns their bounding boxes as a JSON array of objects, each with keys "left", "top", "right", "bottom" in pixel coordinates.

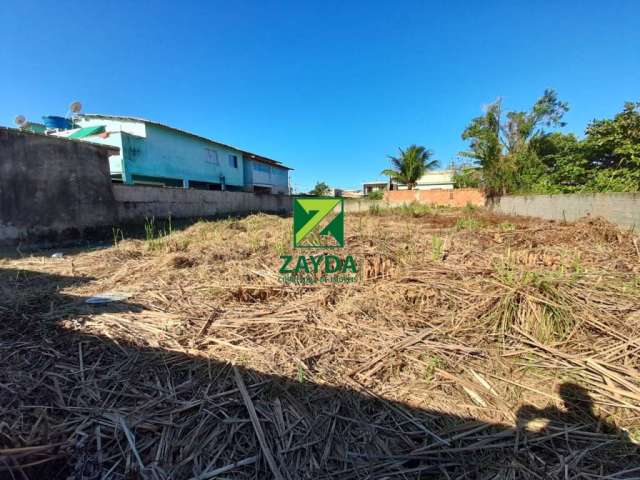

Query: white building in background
[
  {"left": 364, "top": 170, "right": 455, "bottom": 193},
  {"left": 362, "top": 180, "right": 392, "bottom": 195},
  {"left": 398, "top": 170, "right": 455, "bottom": 190}
]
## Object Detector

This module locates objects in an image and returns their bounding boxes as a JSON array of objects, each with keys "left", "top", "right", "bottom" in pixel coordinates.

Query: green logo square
[{"left": 293, "top": 197, "right": 344, "bottom": 248}]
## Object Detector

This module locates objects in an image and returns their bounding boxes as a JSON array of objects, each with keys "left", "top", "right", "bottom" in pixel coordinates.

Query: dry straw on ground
[{"left": 1, "top": 206, "right": 640, "bottom": 479}]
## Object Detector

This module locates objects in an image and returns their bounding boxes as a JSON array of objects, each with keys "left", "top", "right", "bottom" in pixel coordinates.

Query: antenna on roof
[
  {"left": 69, "top": 101, "right": 82, "bottom": 115},
  {"left": 14, "top": 115, "right": 27, "bottom": 128}
]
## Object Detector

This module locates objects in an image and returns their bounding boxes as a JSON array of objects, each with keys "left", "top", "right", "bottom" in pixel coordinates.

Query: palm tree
[{"left": 381, "top": 145, "right": 439, "bottom": 190}]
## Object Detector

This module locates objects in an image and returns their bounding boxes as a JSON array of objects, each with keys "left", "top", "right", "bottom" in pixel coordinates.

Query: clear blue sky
[{"left": 2, "top": 1, "right": 639, "bottom": 192}]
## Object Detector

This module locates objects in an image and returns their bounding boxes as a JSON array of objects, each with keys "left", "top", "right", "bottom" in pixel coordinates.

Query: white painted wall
[
  {"left": 76, "top": 117, "right": 147, "bottom": 137},
  {"left": 403, "top": 170, "right": 454, "bottom": 190},
  {"left": 50, "top": 126, "right": 125, "bottom": 175}
]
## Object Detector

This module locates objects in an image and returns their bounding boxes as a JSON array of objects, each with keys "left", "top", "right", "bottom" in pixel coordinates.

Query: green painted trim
[{"left": 69, "top": 125, "right": 106, "bottom": 139}]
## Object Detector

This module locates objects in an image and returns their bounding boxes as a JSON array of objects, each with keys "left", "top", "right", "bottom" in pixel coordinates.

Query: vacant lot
[{"left": 1, "top": 206, "right": 639, "bottom": 479}]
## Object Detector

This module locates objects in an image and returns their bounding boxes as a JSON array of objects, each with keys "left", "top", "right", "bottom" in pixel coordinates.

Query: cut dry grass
[{"left": 1, "top": 208, "right": 639, "bottom": 479}]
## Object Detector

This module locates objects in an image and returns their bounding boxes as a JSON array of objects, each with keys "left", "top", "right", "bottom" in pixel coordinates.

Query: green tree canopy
[
  {"left": 461, "top": 97, "right": 640, "bottom": 195},
  {"left": 309, "top": 181, "right": 331, "bottom": 196},
  {"left": 452, "top": 165, "right": 483, "bottom": 189},
  {"left": 529, "top": 102, "right": 640, "bottom": 193},
  {"left": 381, "top": 145, "right": 439, "bottom": 190},
  {"left": 528, "top": 132, "right": 589, "bottom": 193},
  {"left": 460, "top": 89, "right": 569, "bottom": 196},
  {"left": 581, "top": 102, "right": 640, "bottom": 191}
]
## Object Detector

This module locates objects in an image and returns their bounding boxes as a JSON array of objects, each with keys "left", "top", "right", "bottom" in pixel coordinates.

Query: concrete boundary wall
[
  {"left": 0, "top": 129, "right": 292, "bottom": 247},
  {"left": 113, "top": 184, "right": 291, "bottom": 222},
  {"left": 490, "top": 193, "right": 640, "bottom": 229},
  {"left": 0, "top": 128, "right": 118, "bottom": 246},
  {"left": 343, "top": 198, "right": 382, "bottom": 213}
]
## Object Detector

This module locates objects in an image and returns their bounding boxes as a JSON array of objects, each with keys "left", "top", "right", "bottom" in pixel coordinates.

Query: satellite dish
[
  {"left": 14, "top": 115, "right": 27, "bottom": 127},
  {"left": 70, "top": 101, "right": 82, "bottom": 114}
]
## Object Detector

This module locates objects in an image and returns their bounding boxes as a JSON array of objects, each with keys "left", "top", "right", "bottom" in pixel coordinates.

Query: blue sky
[{"left": 2, "top": 1, "right": 639, "bottom": 192}]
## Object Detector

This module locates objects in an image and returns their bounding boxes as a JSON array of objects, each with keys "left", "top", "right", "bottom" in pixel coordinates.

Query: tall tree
[
  {"left": 460, "top": 89, "right": 569, "bottom": 196},
  {"left": 581, "top": 102, "right": 640, "bottom": 191},
  {"left": 309, "top": 181, "right": 331, "bottom": 196},
  {"left": 381, "top": 145, "right": 438, "bottom": 190},
  {"left": 532, "top": 102, "right": 640, "bottom": 193},
  {"left": 529, "top": 132, "right": 589, "bottom": 193},
  {"left": 460, "top": 101, "right": 507, "bottom": 196},
  {"left": 452, "top": 165, "right": 483, "bottom": 189}
]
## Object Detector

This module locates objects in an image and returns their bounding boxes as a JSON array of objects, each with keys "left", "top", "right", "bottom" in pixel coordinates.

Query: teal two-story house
[{"left": 51, "top": 114, "right": 291, "bottom": 194}]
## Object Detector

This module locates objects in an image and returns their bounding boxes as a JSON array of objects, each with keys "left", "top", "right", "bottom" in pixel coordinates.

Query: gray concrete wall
[
  {"left": 490, "top": 193, "right": 640, "bottom": 229},
  {"left": 114, "top": 184, "right": 291, "bottom": 221},
  {"left": 0, "top": 129, "right": 292, "bottom": 248},
  {"left": 0, "top": 128, "right": 118, "bottom": 246},
  {"left": 343, "top": 198, "right": 383, "bottom": 213}
]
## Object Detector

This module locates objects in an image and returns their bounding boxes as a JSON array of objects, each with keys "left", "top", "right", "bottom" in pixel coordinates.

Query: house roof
[
  {"left": 78, "top": 114, "right": 292, "bottom": 170},
  {"left": 240, "top": 150, "right": 293, "bottom": 170},
  {"left": 362, "top": 180, "right": 389, "bottom": 186}
]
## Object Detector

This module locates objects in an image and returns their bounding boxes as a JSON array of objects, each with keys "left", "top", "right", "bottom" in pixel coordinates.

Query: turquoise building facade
[{"left": 52, "top": 114, "right": 290, "bottom": 193}]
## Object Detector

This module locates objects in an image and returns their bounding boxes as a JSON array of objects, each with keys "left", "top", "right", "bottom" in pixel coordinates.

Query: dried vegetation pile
[{"left": 1, "top": 206, "right": 640, "bottom": 479}]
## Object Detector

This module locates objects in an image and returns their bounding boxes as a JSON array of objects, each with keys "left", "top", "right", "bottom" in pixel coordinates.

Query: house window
[
  {"left": 205, "top": 148, "right": 219, "bottom": 165},
  {"left": 229, "top": 155, "right": 238, "bottom": 168},
  {"left": 253, "top": 162, "right": 270, "bottom": 173}
]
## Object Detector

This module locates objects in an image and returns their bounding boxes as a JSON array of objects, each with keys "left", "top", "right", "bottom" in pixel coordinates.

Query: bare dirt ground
[{"left": 1, "top": 206, "right": 640, "bottom": 479}]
